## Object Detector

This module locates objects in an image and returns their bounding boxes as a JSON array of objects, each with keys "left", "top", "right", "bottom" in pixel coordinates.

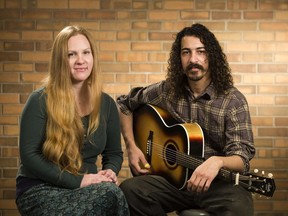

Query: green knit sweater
[{"left": 17, "top": 87, "right": 123, "bottom": 189}]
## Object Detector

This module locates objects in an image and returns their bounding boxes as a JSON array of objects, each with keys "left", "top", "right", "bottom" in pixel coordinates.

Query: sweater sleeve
[
  {"left": 19, "top": 89, "right": 83, "bottom": 189},
  {"left": 100, "top": 94, "right": 123, "bottom": 175}
]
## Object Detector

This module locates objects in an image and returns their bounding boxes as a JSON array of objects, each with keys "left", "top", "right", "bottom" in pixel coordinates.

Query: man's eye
[
  {"left": 182, "top": 51, "right": 189, "bottom": 55},
  {"left": 198, "top": 50, "right": 206, "bottom": 55}
]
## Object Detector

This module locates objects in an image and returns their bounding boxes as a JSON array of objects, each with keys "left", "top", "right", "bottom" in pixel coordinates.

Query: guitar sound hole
[{"left": 164, "top": 142, "right": 177, "bottom": 167}]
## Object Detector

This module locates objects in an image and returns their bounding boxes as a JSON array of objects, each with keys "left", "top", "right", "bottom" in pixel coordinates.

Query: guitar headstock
[{"left": 239, "top": 170, "right": 276, "bottom": 198}]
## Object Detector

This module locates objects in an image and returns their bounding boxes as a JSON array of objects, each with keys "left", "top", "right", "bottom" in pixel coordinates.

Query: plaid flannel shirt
[{"left": 117, "top": 80, "right": 255, "bottom": 174}]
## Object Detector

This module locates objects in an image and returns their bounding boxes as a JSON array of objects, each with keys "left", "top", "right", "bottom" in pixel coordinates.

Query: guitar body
[
  {"left": 133, "top": 104, "right": 204, "bottom": 189},
  {"left": 133, "top": 104, "right": 276, "bottom": 197}
]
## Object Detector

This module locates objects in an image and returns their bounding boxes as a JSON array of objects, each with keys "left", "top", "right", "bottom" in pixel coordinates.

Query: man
[{"left": 117, "top": 23, "right": 255, "bottom": 216}]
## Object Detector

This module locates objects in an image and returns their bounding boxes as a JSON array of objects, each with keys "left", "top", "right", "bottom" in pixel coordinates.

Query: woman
[{"left": 16, "top": 25, "right": 129, "bottom": 216}]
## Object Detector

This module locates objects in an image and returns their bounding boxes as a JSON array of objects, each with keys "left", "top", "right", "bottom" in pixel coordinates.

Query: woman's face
[{"left": 68, "top": 34, "right": 93, "bottom": 85}]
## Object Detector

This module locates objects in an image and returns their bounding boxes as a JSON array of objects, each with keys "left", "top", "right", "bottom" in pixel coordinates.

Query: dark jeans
[{"left": 120, "top": 175, "right": 253, "bottom": 216}]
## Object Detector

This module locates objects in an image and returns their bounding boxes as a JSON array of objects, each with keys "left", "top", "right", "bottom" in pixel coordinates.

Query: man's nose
[{"left": 189, "top": 51, "right": 198, "bottom": 63}]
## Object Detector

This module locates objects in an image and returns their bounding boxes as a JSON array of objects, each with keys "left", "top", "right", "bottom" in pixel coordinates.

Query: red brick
[
  {"left": 212, "top": 11, "right": 241, "bottom": 19},
  {"left": 6, "top": 0, "right": 21, "bottom": 8},
  {"left": 132, "top": 1, "right": 148, "bottom": 9},
  {"left": 0, "top": 2, "right": 287, "bottom": 215},
  {"left": 4, "top": 42, "right": 34, "bottom": 51},
  {"left": 3, "top": 168, "right": 18, "bottom": 178},
  {"left": 3, "top": 84, "right": 33, "bottom": 94},
  {"left": 4, "top": 63, "right": 33, "bottom": 72},
  {"left": 70, "top": 0, "right": 100, "bottom": 9},
  {"left": 149, "top": 32, "right": 176, "bottom": 41},
  {"left": 86, "top": 11, "right": 116, "bottom": 20},
  {"left": 0, "top": 137, "right": 18, "bottom": 147},
  {"left": 244, "top": 11, "right": 273, "bottom": 19},
  {"left": 5, "top": 20, "right": 35, "bottom": 30},
  {"left": 54, "top": 11, "right": 83, "bottom": 19},
  {"left": 149, "top": 11, "right": 179, "bottom": 20},
  {"left": 132, "top": 22, "right": 161, "bottom": 30},
  {"left": 260, "top": 22, "right": 288, "bottom": 31},
  {"left": 181, "top": 11, "right": 209, "bottom": 20},
  {"left": 0, "top": 52, "right": 19, "bottom": 61},
  {"left": 36, "top": 21, "right": 67, "bottom": 31},
  {"left": 116, "top": 74, "right": 146, "bottom": 83},
  {"left": 117, "top": 52, "right": 147, "bottom": 62},
  {"left": 258, "top": 128, "right": 288, "bottom": 137},
  {"left": 131, "top": 42, "right": 161, "bottom": 51},
  {"left": 0, "top": 116, "right": 18, "bottom": 125},
  {"left": 37, "top": 0, "right": 68, "bottom": 9},
  {"left": 260, "top": 1, "right": 288, "bottom": 10},
  {"left": 35, "top": 63, "right": 48, "bottom": 72},
  {"left": 0, "top": 9, "right": 19, "bottom": 19},
  {"left": 22, "top": 31, "right": 53, "bottom": 41},
  {"left": 22, "top": 10, "right": 52, "bottom": 19}
]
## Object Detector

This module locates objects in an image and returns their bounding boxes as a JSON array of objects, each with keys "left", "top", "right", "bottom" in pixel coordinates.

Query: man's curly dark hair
[{"left": 166, "top": 23, "right": 233, "bottom": 97}]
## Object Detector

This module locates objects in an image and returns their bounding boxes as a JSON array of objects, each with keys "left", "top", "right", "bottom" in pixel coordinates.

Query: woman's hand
[
  {"left": 80, "top": 169, "right": 118, "bottom": 188},
  {"left": 98, "top": 169, "right": 119, "bottom": 185}
]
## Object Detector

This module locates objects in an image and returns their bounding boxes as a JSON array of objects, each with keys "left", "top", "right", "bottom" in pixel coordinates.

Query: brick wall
[{"left": 0, "top": 0, "right": 287, "bottom": 215}]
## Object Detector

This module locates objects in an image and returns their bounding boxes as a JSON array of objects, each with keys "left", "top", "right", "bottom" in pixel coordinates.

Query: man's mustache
[{"left": 185, "top": 63, "right": 204, "bottom": 72}]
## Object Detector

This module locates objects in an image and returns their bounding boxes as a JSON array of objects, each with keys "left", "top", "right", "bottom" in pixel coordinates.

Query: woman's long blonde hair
[{"left": 42, "top": 26, "right": 102, "bottom": 175}]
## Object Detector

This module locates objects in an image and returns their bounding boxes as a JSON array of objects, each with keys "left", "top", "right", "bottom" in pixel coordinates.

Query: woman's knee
[{"left": 91, "top": 182, "right": 124, "bottom": 198}]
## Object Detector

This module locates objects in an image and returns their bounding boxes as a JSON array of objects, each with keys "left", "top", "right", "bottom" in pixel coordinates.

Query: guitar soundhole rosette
[{"left": 163, "top": 141, "right": 178, "bottom": 168}]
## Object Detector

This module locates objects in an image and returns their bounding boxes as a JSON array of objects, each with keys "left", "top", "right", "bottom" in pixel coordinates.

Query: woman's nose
[{"left": 76, "top": 54, "right": 84, "bottom": 63}]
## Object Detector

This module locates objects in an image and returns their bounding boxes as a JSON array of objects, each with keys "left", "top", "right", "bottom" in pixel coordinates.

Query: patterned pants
[{"left": 16, "top": 182, "right": 130, "bottom": 216}]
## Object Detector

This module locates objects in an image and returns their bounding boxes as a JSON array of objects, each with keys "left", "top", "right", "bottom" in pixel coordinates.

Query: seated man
[{"left": 117, "top": 23, "right": 255, "bottom": 216}]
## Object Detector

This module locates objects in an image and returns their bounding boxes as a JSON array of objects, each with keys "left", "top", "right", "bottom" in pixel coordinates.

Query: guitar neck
[
  {"left": 177, "top": 152, "right": 238, "bottom": 184},
  {"left": 173, "top": 147, "right": 275, "bottom": 197}
]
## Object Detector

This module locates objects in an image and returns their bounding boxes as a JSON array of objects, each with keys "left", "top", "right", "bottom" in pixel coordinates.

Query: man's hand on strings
[{"left": 127, "top": 145, "right": 150, "bottom": 175}]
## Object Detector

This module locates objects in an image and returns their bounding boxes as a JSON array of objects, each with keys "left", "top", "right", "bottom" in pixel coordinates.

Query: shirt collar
[{"left": 184, "top": 82, "right": 217, "bottom": 100}]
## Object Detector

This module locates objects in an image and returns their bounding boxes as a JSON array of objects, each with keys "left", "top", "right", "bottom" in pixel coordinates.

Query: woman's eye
[{"left": 68, "top": 52, "right": 75, "bottom": 57}]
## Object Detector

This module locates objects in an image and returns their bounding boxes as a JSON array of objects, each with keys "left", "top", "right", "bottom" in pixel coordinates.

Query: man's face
[{"left": 180, "top": 36, "right": 210, "bottom": 82}]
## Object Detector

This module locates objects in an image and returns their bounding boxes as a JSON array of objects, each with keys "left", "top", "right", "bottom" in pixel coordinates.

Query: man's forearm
[{"left": 119, "top": 110, "right": 136, "bottom": 149}]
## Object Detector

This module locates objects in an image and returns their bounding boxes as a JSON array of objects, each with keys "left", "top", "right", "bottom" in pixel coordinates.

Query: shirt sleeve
[
  {"left": 100, "top": 94, "right": 123, "bottom": 175},
  {"left": 117, "top": 81, "right": 166, "bottom": 115},
  {"left": 224, "top": 92, "right": 255, "bottom": 174},
  {"left": 19, "top": 90, "right": 83, "bottom": 189}
]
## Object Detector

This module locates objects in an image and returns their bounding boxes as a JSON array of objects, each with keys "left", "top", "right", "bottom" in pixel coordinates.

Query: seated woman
[{"left": 16, "top": 25, "right": 129, "bottom": 216}]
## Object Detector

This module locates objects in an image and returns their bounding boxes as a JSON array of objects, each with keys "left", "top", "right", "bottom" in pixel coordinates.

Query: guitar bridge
[{"left": 146, "top": 131, "right": 153, "bottom": 163}]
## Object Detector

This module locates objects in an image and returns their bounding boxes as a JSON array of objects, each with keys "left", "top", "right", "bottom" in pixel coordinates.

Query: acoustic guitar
[{"left": 133, "top": 104, "right": 276, "bottom": 197}]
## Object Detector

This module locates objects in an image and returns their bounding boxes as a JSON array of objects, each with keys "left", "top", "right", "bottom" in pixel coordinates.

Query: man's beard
[{"left": 184, "top": 63, "right": 206, "bottom": 81}]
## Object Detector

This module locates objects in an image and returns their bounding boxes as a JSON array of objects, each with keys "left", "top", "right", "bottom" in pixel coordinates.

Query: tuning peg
[
  {"left": 268, "top": 173, "right": 273, "bottom": 178},
  {"left": 254, "top": 169, "right": 259, "bottom": 174},
  {"left": 262, "top": 170, "right": 265, "bottom": 176}
]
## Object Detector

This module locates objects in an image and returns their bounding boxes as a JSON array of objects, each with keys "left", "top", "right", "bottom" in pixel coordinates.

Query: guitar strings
[
  {"left": 148, "top": 138, "right": 257, "bottom": 182},
  {"left": 147, "top": 137, "right": 203, "bottom": 169},
  {"left": 144, "top": 138, "right": 268, "bottom": 196}
]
